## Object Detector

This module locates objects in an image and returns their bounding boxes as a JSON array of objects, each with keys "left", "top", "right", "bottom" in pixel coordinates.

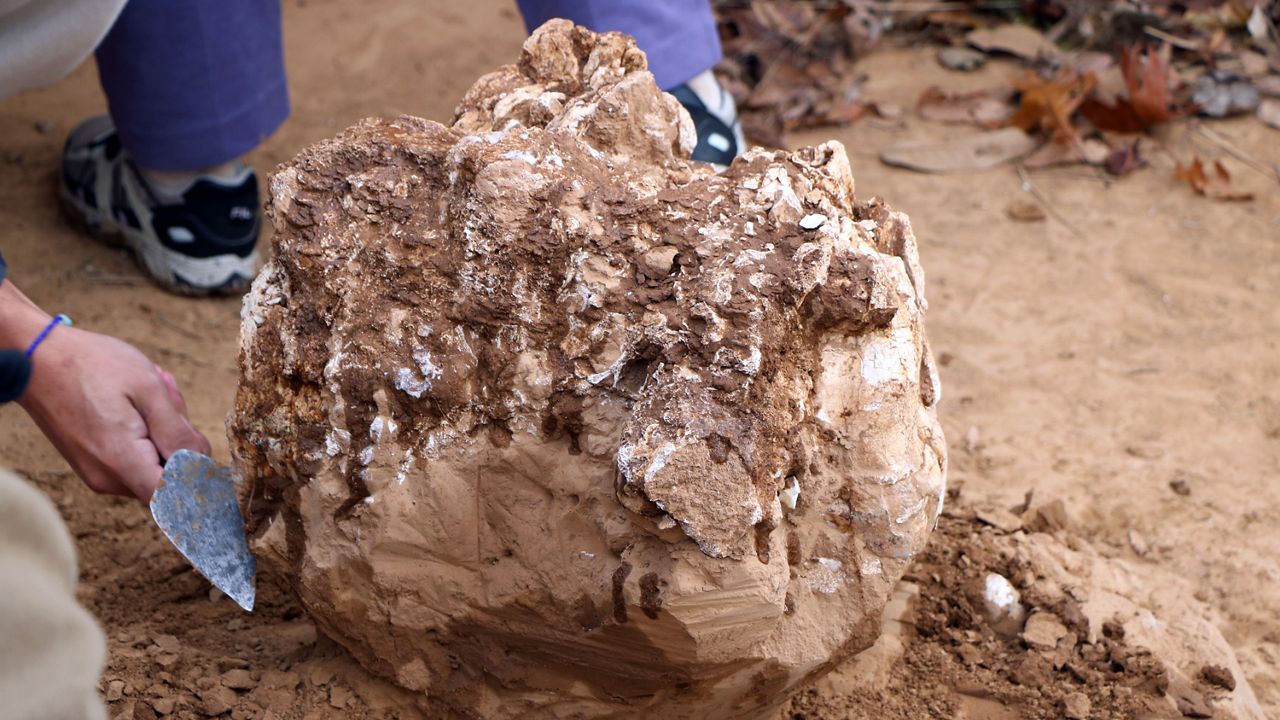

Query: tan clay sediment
[{"left": 230, "top": 20, "right": 946, "bottom": 718}]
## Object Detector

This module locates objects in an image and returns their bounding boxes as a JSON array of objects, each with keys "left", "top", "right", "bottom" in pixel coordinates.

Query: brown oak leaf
[
  {"left": 1174, "top": 157, "right": 1253, "bottom": 201},
  {"left": 1080, "top": 45, "right": 1176, "bottom": 132}
]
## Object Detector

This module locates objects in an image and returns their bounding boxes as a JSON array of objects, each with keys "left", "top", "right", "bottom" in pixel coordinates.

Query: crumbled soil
[
  {"left": 0, "top": 0, "right": 1277, "bottom": 718},
  {"left": 785, "top": 510, "right": 1181, "bottom": 720}
]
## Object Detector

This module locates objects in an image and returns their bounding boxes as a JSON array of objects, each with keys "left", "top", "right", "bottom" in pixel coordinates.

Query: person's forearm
[{"left": 0, "top": 279, "right": 53, "bottom": 350}]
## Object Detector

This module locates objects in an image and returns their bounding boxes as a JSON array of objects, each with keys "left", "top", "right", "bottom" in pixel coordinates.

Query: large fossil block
[{"left": 231, "top": 20, "right": 946, "bottom": 719}]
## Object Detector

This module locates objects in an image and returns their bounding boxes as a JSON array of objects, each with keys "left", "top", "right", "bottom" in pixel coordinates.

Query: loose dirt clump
[{"left": 784, "top": 501, "right": 1264, "bottom": 719}]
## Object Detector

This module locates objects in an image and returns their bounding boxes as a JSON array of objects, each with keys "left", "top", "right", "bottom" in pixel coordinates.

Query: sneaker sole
[{"left": 59, "top": 182, "right": 258, "bottom": 297}]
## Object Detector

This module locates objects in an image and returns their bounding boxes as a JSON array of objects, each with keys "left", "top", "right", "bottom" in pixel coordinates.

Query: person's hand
[{"left": 18, "top": 326, "right": 211, "bottom": 501}]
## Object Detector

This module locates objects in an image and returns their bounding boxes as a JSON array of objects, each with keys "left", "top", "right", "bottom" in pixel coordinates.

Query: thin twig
[
  {"left": 1142, "top": 25, "right": 1200, "bottom": 51},
  {"left": 70, "top": 258, "right": 151, "bottom": 287},
  {"left": 1016, "top": 165, "right": 1085, "bottom": 239},
  {"left": 153, "top": 313, "right": 201, "bottom": 341},
  {"left": 881, "top": 0, "right": 1021, "bottom": 9},
  {"left": 81, "top": 272, "right": 148, "bottom": 287},
  {"left": 150, "top": 346, "right": 213, "bottom": 369},
  {"left": 714, "top": 0, "right": 1021, "bottom": 11},
  {"left": 1022, "top": 165, "right": 1113, "bottom": 186}
]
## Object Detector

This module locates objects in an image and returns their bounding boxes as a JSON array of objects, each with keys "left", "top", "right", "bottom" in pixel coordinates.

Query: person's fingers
[
  {"left": 192, "top": 422, "right": 213, "bottom": 456},
  {"left": 19, "top": 402, "right": 137, "bottom": 497},
  {"left": 84, "top": 475, "right": 137, "bottom": 498},
  {"left": 157, "top": 368, "right": 212, "bottom": 455},
  {"left": 155, "top": 365, "right": 189, "bottom": 416},
  {"left": 131, "top": 372, "right": 213, "bottom": 461},
  {"left": 104, "top": 435, "right": 166, "bottom": 502},
  {"left": 63, "top": 451, "right": 135, "bottom": 498}
]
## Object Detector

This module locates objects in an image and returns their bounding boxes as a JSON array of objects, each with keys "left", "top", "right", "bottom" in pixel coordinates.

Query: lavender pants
[
  {"left": 95, "top": 0, "right": 719, "bottom": 171},
  {"left": 515, "top": 0, "right": 721, "bottom": 90},
  {"left": 95, "top": 0, "right": 290, "bottom": 171}
]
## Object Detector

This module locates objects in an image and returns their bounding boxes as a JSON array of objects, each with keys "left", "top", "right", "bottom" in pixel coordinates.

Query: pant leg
[
  {"left": 0, "top": 469, "right": 107, "bottom": 720},
  {"left": 515, "top": 0, "right": 721, "bottom": 90},
  {"left": 95, "top": 0, "right": 290, "bottom": 171}
]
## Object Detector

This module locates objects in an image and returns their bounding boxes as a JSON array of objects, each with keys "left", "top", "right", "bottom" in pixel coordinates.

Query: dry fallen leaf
[
  {"left": 1070, "top": 51, "right": 1115, "bottom": 75},
  {"left": 1174, "top": 157, "right": 1254, "bottom": 201},
  {"left": 1022, "top": 137, "right": 1110, "bottom": 169},
  {"left": 713, "top": 0, "right": 886, "bottom": 146},
  {"left": 1008, "top": 68, "right": 1097, "bottom": 144},
  {"left": 868, "top": 100, "right": 903, "bottom": 120},
  {"left": 880, "top": 127, "right": 1037, "bottom": 173},
  {"left": 1006, "top": 195, "right": 1047, "bottom": 222},
  {"left": 1080, "top": 45, "right": 1176, "bottom": 132},
  {"left": 1258, "top": 98, "right": 1280, "bottom": 129},
  {"left": 1247, "top": 2, "right": 1272, "bottom": 41},
  {"left": 925, "top": 9, "right": 983, "bottom": 30},
  {"left": 748, "top": 1, "right": 819, "bottom": 44},
  {"left": 966, "top": 24, "right": 1058, "bottom": 61},
  {"left": 791, "top": 100, "right": 867, "bottom": 129},
  {"left": 1240, "top": 50, "right": 1272, "bottom": 77},
  {"left": 1184, "top": 0, "right": 1255, "bottom": 32},
  {"left": 747, "top": 61, "right": 814, "bottom": 110},
  {"left": 937, "top": 45, "right": 986, "bottom": 71},
  {"left": 1105, "top": 140, "right": 1144, "bottom": 176},
  {"left": 917, "top": 85, "right": 1016, "bottom": 127},
  {"left": 1258, "top": 75, "right": 1280, "bottom": 97}
]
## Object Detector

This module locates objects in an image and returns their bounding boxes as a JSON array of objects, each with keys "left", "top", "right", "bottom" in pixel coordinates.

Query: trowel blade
[{"left": 150, "top": 450, "right": 256, "bottom": 611}]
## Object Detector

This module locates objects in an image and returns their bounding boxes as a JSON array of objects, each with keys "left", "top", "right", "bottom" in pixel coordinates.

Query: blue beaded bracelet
[{"left": 25, "top": 314, "right": 72, "bottom": 358}]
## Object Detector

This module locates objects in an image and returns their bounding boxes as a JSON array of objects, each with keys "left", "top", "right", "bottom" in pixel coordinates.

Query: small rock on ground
[
  {"left": 199, "top": 685, "right": 237, "bottom": 716},
  {"left": 1201, "top": 663, "right": 1237, "bottom": 691},
  {"left": 329, "top": 685, "right": 354, "bottom": 709},
  {"left": 105, "top": 680, "right": 126, "bottom": 702},
  {"left": 1062, "top": 691, "right": 1091, "bottom": 719},
  {"left": 221, "top": 668, "right": 257, "bottom": 690},
  {"left": 1022, "top": 612, "right": 1069, "bottom": 651}
]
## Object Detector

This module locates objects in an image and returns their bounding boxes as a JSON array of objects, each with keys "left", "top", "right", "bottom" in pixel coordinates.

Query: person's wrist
[
  {"left": 0, "top": 279, "right": 54, "bottom": 349},
  {"left": 0, "top": 279, "right": 62, "bottom": 409},
  {"left": 14, "top": 332, "right": 85, "bottom": 424}
]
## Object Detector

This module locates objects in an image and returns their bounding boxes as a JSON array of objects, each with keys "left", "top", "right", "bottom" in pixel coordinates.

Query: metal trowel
[{"left": 150, "top": 449, "right": 256, "bottom": 611}]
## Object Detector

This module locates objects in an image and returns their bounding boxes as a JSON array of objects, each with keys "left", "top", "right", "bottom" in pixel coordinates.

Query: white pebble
[
  {"left": 799, "top": 213, "right": 827, "bottom": 230},
  {"left": 780, "top": 477, "right": 801, "bottom": 511},
  {"left": 983, "top": 572, "right": 1027, "bottom": 637}
]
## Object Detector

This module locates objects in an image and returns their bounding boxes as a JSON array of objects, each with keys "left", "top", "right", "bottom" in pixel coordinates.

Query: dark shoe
[
  {"left": 60, "top": 115, "right": 260, "bottom": 295},
  {"left": 670, "top": 73, "right": 746, "bottom": 169}
]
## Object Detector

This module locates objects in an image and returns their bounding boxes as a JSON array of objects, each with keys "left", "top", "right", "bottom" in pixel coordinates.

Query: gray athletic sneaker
[{"left": 60, "top": 115, "right": 260, "bottom": 296}]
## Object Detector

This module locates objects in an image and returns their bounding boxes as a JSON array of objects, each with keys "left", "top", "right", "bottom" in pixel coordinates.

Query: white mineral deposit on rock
[
  {"left": 230, "top": 19, "right": 946, "bottom": 720},
  {"left": 799, "top": 213, "right": 827, "bottom": 230}
]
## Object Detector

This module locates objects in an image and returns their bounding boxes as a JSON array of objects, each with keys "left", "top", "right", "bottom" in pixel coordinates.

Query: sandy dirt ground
[{"left": 0, "top": 1, "right": 1277, "bottom": 718}]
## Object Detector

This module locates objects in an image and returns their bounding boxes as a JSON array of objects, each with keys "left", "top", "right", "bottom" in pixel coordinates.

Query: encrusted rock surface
[{"left": 230, "top": 20, "right": 946, "bottom": 719}]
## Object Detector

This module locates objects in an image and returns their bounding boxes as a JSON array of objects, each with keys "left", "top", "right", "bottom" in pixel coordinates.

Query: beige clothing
[
  {"left": 0, "top": 0, "right": 127, "bottom": 99},
  {"left": 0, "top": 468, "right": 107, "bottom": 720}
]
